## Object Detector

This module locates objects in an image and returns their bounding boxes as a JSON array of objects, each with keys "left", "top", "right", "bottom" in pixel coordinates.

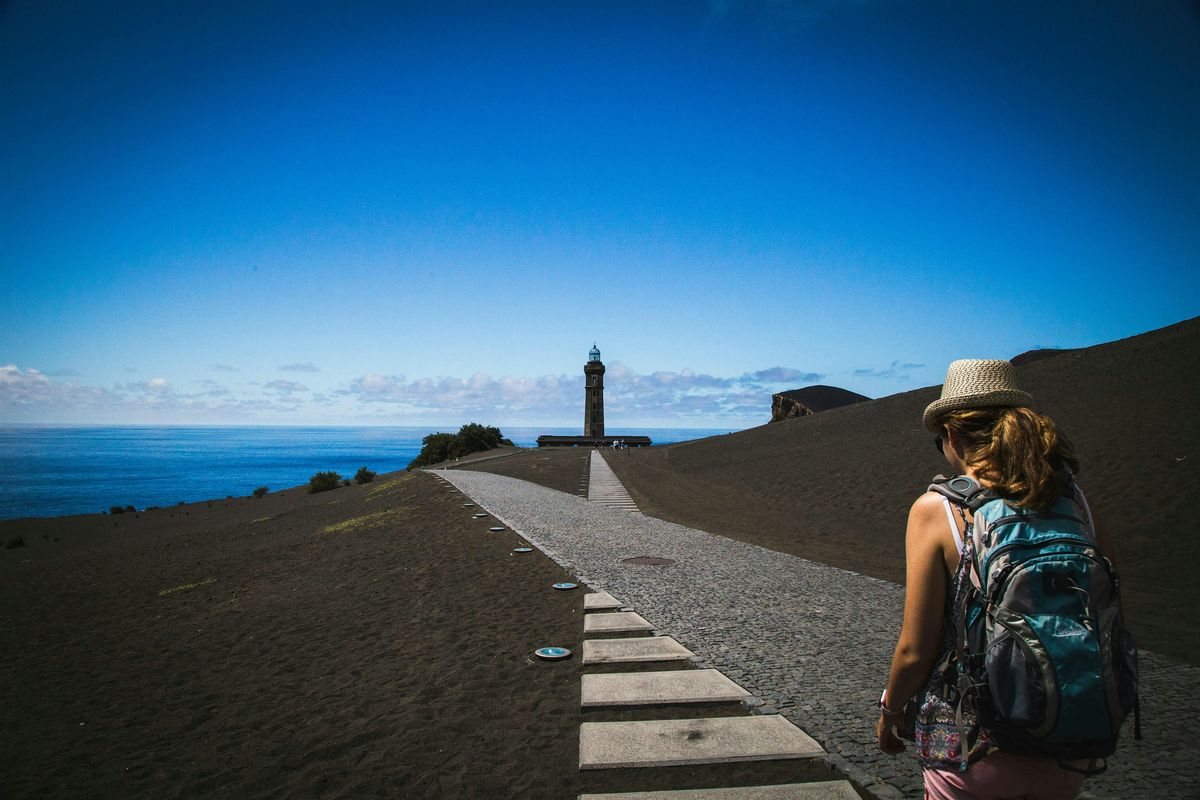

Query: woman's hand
[{"left": 876, "top": 712, "right": 906, "bottom": 754}]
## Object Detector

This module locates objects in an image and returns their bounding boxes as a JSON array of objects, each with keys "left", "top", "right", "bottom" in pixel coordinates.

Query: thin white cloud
[
  {"left": 279, "top": 362, "right": 320, "bottom": 373},
  {"left": 853, "top": 360, "right": 924, "bottom": 380},
  {"left": 211, "top": 363, "right": 239, "bottom": 372},
  {"left": 1, "top": 364, "right": 69, "bottom": 403},
  {"left": 749, "top": 366, "right": 822, "bottom": 383},
  {"left": 203, "top": 383, "right": 232, "bottom": 398},
  {"left": 0, "top": 364, "right": 311, "bottom": 422},
  {"left": 264, "top": 379, "right": 309, "bottom": 394},
  {"left": 1, "top": 360, "right": 826, "bottom": 424},
  {"left": 346, "top": 363, "right": 825, "bottom": 421}
]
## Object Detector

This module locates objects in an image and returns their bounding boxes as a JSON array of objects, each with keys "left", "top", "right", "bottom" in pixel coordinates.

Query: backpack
[{"left": 928, "top": 474, "right": 1141, "bottom": 773}]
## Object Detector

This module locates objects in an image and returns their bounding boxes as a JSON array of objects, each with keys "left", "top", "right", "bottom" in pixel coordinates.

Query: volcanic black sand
[
  {"left": 0, "top": 469, "right": 852, "bottom": 798},
  {"left": 464, "top": 317, "right": 1200, "bottom": 666}
]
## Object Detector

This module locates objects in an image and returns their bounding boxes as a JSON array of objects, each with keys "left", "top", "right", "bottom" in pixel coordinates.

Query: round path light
[
  {"left": 534, "top": 646, "right": 572, "bottom": 661},
  {"left": 473, "top": 513, "right": 487, "bottom": 518},
  {"left": 552, "top": 582, "right": 577, "bottom": 590},
  {"left": 489, "top": 526, "right": 506, "bottom": 532},
  {"left": 513, "top": 546, "right": 533, "bottom": 553}
]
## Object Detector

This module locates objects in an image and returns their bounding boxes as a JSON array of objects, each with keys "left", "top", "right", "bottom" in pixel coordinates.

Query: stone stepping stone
[
  {"left": 578, "top": 780, "right": 860, "bottom": 799},
  {"left": 583, "top": 591, "right": 623, "bottom": 611},
  {"left": 582, "top": 637, "right": 693, "bottom": 665},
  {"left": 581, "top": 669, "right": 749, "bottom": 707},
  {"left": 578, "top": 715, "right": 824, "bottom": 770},
  {"left": 583, "top": 611, "right": 652, "bottom": 634}
]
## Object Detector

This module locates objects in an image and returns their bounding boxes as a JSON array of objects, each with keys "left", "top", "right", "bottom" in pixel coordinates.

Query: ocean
[{"left": 0, "top": 425, "right": 733, "bottom": 521}]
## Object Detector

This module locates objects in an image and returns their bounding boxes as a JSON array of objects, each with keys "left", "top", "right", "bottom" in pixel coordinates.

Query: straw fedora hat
[{"left": 922, "top": 359, "right": 1033, "bottom": 433}]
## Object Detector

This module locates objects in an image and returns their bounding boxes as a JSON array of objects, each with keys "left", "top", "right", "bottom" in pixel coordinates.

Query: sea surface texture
[{"left": 0, "top": 425, "right": 723, "bottom": 521}]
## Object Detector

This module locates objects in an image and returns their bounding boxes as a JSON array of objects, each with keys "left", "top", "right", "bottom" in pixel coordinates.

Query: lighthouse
[
  {"left": 584, "top": 343, "right": 605, "bottom": 437},
  {"left": 535, "top": 345, "right": 648, "bottom": 447}
]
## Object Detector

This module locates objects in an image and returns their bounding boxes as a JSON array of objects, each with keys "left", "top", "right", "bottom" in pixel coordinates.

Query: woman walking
[{"left": 876, "top": 359, "right": 1127, "bottom": 799}]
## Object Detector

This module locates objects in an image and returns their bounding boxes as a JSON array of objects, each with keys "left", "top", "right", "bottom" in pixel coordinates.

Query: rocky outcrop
[{"left": 770, "top": 385, "right": 869, "bottom": 423}]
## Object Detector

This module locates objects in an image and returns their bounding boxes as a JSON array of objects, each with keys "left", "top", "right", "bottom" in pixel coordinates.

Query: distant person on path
[{"left": 876, "top": 359, "right": 1136, "bottom": 799}]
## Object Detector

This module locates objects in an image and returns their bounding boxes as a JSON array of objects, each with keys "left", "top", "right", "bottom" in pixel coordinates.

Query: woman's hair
[{"left": 940, "top": 406, "right": 1080, "bottom": 510}]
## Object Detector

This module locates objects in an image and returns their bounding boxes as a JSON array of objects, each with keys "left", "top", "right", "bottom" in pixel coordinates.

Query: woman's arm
[{"left": 877, "top": 492, "right": 954, "bottom": 754}]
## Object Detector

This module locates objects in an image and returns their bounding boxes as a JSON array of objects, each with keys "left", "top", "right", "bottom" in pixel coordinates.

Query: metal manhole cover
[{"left": 621, "top": 556, "right": 676, "bottom": 566}]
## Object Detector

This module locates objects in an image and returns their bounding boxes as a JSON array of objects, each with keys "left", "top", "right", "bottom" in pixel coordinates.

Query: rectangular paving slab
[
  {"left": 582, "top": 668, "right": 750, "bottom": 706},
  {"left": 578, "top": 781, "right": 861, "bottom": 799},
  {"left": 584, "top": 591, "right": 624, "bottom": 611},
  {"left": 582, "top": 637, "right": 694, "bottom": 664},
  {"left": 583, "top": 611, "right": 653, "bottom": 634},
  {"left": 579, "top": 715, "right": 824, "bottom": 769}
]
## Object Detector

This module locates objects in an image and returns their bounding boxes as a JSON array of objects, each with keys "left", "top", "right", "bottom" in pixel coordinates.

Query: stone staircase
[
  {"left": 587, "top": 451, "right": 642, "bottom": 513},
  {"left": 578, "top": 590, "right": 861, "bottom": 799}
]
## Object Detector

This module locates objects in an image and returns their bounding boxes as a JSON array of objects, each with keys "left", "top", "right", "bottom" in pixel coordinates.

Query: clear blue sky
[{"left": 2, "top": 1, "right": 1197, "bottom": 428}]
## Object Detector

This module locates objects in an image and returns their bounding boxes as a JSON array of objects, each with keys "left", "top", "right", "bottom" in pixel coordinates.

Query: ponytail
[{"left": 941, "top": 407, "right": 1079, "bottom": 510}]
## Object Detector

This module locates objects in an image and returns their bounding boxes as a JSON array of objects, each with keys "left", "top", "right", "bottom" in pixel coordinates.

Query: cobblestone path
[{"left": 435, "top": 468, "right": 1197, "bottom": 799}]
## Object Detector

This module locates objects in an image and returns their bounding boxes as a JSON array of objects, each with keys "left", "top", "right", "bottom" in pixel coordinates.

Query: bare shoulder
[
  {"left": 907, "top": 491, "right": 958, "bottom": 564},
  {"left": 908, "top": 491, "right": 946, "bottom": 523}
]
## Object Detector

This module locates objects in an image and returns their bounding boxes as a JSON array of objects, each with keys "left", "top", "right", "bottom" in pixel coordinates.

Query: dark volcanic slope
[
  {"left": 458, "top": 446, "right": 591, "bottom": 496},
  {"left": 604, "top": 317, "right": 1200, "bottom": 664}
]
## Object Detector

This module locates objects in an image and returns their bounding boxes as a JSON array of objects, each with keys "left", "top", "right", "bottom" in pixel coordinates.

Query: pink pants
[{"left": 924, "top": 752, "right": 1089, "bottom": 800}]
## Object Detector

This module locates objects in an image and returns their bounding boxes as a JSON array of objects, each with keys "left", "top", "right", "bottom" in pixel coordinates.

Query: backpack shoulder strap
[
  {"left": 1071, "top": 482, "right": 1099, "bottom": 542},
  {"left": 927, "top": 474, "right": 997, "bottom": 513},
  {"left": 939, "top": 496, "right": 965, "bottom": 555},
  {"left": 930, "top": 475, "right": 995, "bottom": 594}
]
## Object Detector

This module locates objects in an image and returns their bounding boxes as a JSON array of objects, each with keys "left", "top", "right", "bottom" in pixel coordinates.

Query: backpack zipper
[
  {"left": 979, "top": 512, "right": 1087, "bottom": 547},
  {"left": 987, "top": 512, "right": 1086, "bottom": 528},
  {"left": 981, "top": 536, "right": 1099, "bottom": 584}
]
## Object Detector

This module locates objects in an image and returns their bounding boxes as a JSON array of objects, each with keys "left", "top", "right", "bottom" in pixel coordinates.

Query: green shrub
[
  {"left": 341, "top": 478, "right": 351, "bottom": 487},
  {"left": 408, "top": 423, "right": 509, "bottom": 469},
  {"left": 109, "top": 506, "right": 126, "bottom": 515},
  {"left": 408, "top": 432, "right": 455, "bottom": 469},
  {"left": 354, "top": 467, "right": 376, "bottom": 484},
  {"left": 252, "top": 486, "right": 269, "bottom": 498},
  {"left": 309, "top": 471, "right": 342, "bottom": 493}
]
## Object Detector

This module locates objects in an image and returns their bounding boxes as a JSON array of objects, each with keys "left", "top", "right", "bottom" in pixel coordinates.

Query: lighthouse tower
[{"left": 584, "top": 344, "right": 605, "bottom": 437}]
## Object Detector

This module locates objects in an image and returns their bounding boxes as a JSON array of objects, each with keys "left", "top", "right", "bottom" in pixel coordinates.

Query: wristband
[{"left": 879, "top": 689, "right": 905, "bottom": 718}]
